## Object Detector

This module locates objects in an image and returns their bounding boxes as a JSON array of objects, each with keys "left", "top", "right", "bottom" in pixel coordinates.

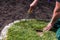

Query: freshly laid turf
[
  {"left": 14, "top": 19, "right": 48, "bottom": 30},
  {"left": 5, "top": 19, "right": 57, "bottom": 40}
]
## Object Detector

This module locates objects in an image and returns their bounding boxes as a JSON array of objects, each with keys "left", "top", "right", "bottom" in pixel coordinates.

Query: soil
[{"left": 0, "top": 0, "right": 55, "bottom": 32}]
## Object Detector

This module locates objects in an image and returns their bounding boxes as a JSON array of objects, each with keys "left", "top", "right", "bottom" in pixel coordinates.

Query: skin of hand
[{"left": 43, "top": 23, "right": 53, "bottom": 32}]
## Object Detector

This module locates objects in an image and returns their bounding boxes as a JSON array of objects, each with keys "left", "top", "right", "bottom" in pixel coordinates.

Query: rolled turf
[{"left": 3, "top": 19, "right": 57, "bottom": 40}]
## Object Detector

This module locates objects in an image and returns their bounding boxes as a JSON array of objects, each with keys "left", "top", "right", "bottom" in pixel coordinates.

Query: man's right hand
[{"left": 43, "top": 22, "right": 53, "bottom": 32}]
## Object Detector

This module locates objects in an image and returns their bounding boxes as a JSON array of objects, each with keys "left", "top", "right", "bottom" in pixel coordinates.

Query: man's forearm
[
  {"left": 30, "top": 0, "right": 38, "bottom": 7},
  {"left": 50, "top": 12, "right": 60, "bottom": 25}
]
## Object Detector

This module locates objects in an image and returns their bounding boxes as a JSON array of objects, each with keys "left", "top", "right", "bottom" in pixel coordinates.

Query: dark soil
[{"left": 0, "top": 0, "right": 55, "bottom": 31}]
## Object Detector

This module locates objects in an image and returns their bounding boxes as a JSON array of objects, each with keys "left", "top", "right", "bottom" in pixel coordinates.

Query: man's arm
[
  {"left": 43, "top": 1, "right": 60, "bottom": 31},
  {"left": 50, "top": 1, "right": 60, "bottom": 25},
  {"left": 28, "top": 0, "right": 38, "bottom": 13},
  {"left": 30, "top": 0, "right": 38, "bottom": 8}
]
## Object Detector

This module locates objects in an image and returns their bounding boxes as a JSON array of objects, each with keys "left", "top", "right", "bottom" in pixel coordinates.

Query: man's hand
[
  {"left": 43, "top": 23, "right": 53, "bottom": 31},
  {"left": 28, "top": 0, "right": 38, "bottom": 13}
]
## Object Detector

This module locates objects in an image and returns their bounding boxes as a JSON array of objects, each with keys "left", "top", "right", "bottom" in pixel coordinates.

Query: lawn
[{"left": 3, "top": 19, "right": 57, "bottom": 40}]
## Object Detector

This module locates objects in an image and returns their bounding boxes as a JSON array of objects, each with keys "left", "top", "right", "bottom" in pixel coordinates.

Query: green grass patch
[
  {"left": 14, "top": 19, "right": 48, "bottom": 30},
  {"left": 6, "top": 19, "right": 57, "bottom": 40}
]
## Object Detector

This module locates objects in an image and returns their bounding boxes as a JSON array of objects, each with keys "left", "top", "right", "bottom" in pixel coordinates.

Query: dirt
[{"left": 0, "top": 0, "right": 55, "bottom": 31}]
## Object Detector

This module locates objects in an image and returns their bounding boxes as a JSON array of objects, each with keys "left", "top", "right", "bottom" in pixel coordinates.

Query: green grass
[
  {"left": 6, "top": 19, "right": 57, "bottom": 40},
  {"left": 14, "top": 19, "right": 48, "bottom": 30}
]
